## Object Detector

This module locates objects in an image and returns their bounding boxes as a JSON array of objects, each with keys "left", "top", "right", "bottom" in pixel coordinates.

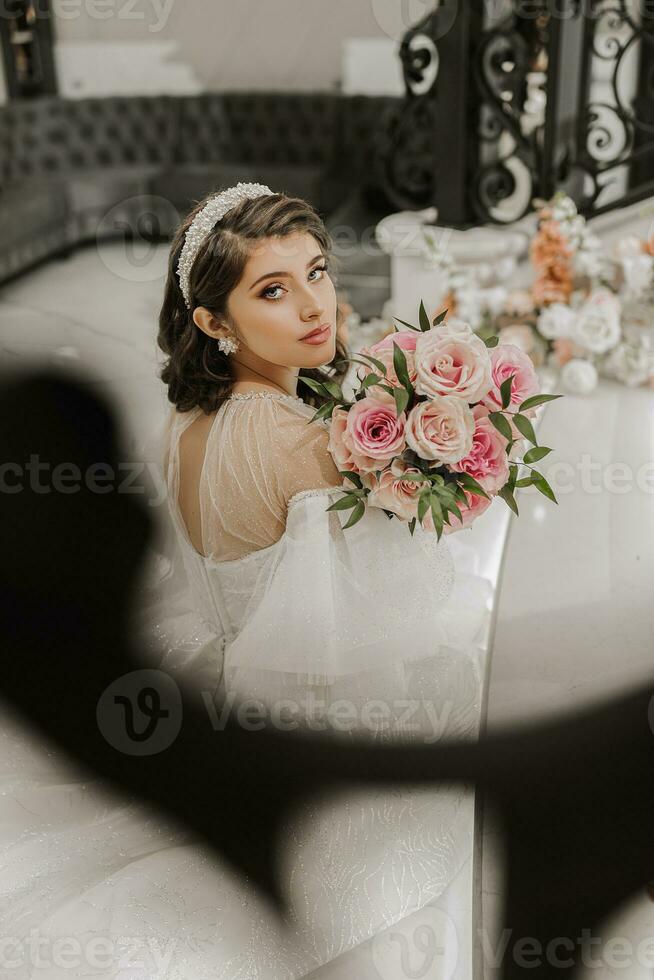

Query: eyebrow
[{"left": 248, "top": 254, "right": 325, "bottom": 291}]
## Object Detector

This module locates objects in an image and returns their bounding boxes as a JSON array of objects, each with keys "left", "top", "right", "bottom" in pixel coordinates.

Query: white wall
[{"left": 51, "top": 0, "right": 413, "bottom": 98}]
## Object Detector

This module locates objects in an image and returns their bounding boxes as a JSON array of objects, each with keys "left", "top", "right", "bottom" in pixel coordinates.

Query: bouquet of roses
[{"left": 304, "top": 304, "right": 562, "bottom": 538}]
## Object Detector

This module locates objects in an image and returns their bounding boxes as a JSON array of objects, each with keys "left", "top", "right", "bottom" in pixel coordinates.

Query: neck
[{"left": 230, "top": 349, "right": 299, "bottom": 396}]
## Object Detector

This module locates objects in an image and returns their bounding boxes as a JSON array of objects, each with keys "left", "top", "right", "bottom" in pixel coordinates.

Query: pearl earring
[{"left": 218, "top": 335, "right": 239, "bottom": 355}]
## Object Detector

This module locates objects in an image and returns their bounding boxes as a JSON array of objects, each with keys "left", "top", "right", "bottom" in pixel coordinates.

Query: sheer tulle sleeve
[{"left": 200, "top": 394, "right": 342, "bottom": 562}]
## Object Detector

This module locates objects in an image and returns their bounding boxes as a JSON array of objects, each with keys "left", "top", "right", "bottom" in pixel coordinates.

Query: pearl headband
[{"left": 176, "top": 182, "right": 275, "bottom": 309}]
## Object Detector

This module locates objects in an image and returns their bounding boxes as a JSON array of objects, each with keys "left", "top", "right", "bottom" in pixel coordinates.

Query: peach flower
[
  {"left": 450, "top": 404, "right": 510, "bottom": 494},
  {"left": 414, "top": 319, "right": 492, "bottom": 402},
  {"left": 530, "top": 219, "right": 574, "bottom": 270},
  {"left": 367, "top": 459, "right": 425, "bottom": 523},
  {"left": 498, "top": 324, "right": 536, "bottom": 355},
  {"left": 405, "top": 395, "right": 475, "bottom": 464},
  {"left": 504, "top": 289, "right": 535, "bottom": 317}
]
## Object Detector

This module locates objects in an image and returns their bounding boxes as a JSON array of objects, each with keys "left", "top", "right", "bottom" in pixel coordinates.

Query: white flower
[
  {"left": 454, "top": 292, "right": 483, "bottom": 331},
  {"left": 614, "top": 236, "right": 644, "bottom": 259},
  {"left": 561, "top": 359, "right": 598, "bottom": 395},
  {"left": 572, "top": 289, "right": 622, "bottom": 354},
  {"left": 621, "top": 254, "right": 654, "bottom": 297},
  {"left": 433, "top": 317, "right": 475, "bottom": 339},
  {"left": 602, "top": 336, "right": 654, "bottom": 388},
  {"left": 537, "top": 303, "right": 577, "bottom": 340},
  {"left": 576, "top": 244, "right": 604, "bottom": 278},
  {"left": 480, "top": 286, "right": 508, "bottom": 317}
]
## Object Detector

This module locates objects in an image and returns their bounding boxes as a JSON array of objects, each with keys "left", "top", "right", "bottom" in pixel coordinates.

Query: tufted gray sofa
[{"left": 0, "top": 92, "right": 401, "bottom": 305}]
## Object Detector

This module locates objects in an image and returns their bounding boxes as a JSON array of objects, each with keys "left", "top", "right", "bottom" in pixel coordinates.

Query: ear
[{"left": 192, "top": 307, "right": 225, "bottom": 340}]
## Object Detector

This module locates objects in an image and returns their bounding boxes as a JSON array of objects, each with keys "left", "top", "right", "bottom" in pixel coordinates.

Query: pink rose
[
  {"left": 443, "top": 488, "right": 493, "bottom": 534},
  {"left": 450, "top": 404, "right": 509, "bottom": 493},
  {"left": 405, "top": 395, "right": 475, "bottom": 464},
  {"left": 360, "top": 330, "right": 419, "bottom": 388},
  {"left": 481, "top": 343, "right": 540, "bottom": 413},
  {"left": 414, "top": 319, "right": 492, "bottom": 402},
  {"left": 328, "top": 407, "right": 358, "bottom": 473},
  {"left": 345, "top": 396, "right": 406, "bottom": 472},
  {"left": 367, "top": 459, "right": 425, "bottom": 523}
]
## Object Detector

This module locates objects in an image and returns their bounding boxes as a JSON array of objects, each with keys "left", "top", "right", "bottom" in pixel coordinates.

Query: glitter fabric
[{"left": 0, "top": 390, "right": 496, "bottom": 978}]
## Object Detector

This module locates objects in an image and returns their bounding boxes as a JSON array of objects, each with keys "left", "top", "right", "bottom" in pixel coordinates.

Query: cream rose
[
  {"left": 405, "top": 395, "right": 475, "bottom": 464},
  {"left": 414, "top": 320, "right": 492, "bottom": 402}
]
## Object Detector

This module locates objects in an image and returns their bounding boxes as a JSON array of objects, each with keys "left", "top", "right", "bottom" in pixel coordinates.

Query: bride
[{"left": 0, "top": 183, "right": 491, "bottom": 979}]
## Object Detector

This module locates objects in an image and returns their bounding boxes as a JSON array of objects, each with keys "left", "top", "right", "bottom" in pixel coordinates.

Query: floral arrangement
[
  {"left": 304, "top": 306, "right": 561, "bottom": 536},
  {"left": 432, "top": 192, "right": 654, "bottom": 394}
]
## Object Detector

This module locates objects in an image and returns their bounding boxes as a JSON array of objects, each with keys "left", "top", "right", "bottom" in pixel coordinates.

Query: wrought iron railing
[{"left": 378, "top": 0, "right": 654, "bottom": 225}]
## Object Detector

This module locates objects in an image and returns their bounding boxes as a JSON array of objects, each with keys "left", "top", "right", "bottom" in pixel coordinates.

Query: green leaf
[
  {"left": 394, "top": 386, "right": 410, "bottom": 417},
  {"left": 379, "top": 383, "right": 396, "bottom": 397},
  {"left": 508, "top": 463, "right": 518, "bottom": 489},
  {"left": 417, "top": 490, "right": 431, "bottom": 525},
  {"left": 531, "top": 472, "right": 558, "bottom": 504},
  {"left": 340, "top": 470, "right": 362, "bottom": 489},
  {"left": 484, "top": 335, "right": 499, "bottom": 348},
  {"left": 343, "top": 500, "right": 366, "bottom": 529},
  {"left": 322, "top": 379, "right": 344, "bottom": 400},
  {"left": 393, "top": 316, "right": 420, "bottom": 333},
  {"left": 457, "top": 473, "right": 491, "bottom": 500},
  {"left": 432, "top": 308, "right": 448, "bottom": 326},
  {"left": 489, "top": 411, "right": 513, "bottom": 442},
  {"left": 500, "top": 374, "right": 516, "bottom": 410},
  {"left": 408, "top": 517, "right": 417, "bottom": 537},
  {"left": 430, "top": 494, "right": 443, "bottom": 524},
  {"left": 442, "top": 497, "right": 462, "bottom": 525},
  {"left": 419, "top": 300, "right": 431, "bottom": 332},
  {"left": 310, "top": 402, "right": 335, "bottom": 423},
  {"left": 498, "top": 485, "right": 519, "bottom": 517},
  {"left": 523, "top": 446, "right": 552, "bottom": 465},
  {"left": 302, "top": 377, "right": 330, "bottom": 397},
  {"left": 513, "top": 413, "right": 538, "bottom": 445},
  {"left": 353, "top": 352, "right": 388, "bottom": 375},
  {"left": 398, "top": 471, "right": 430, "bottom": 484},
  {"left": 326, "top": 494, "right": 361, "bottom": 512},
  {"left": 452, "top": 483, "right": 468, "bottom": 505},
  {"left": 431, "top": 502, "right": 444, "bottom": 537},
  {"left": 515, "top": 477, "right": 533, "bottom": 488},
  {"left": 360, "top": 372, "right": 382, "bottom": 390},
  {"left": 518, "top": 393, "right": 563, "bottom": 412},
  {"left": 392, "top": 342, "right": 414, "bottom": 398}
]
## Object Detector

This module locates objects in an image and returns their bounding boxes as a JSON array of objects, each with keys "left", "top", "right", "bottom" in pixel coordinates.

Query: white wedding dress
[{"left": 0, "top": 390, "right": 492, "bottom": 979}]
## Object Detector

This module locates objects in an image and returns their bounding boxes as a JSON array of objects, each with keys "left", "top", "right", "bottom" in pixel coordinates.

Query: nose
[{"left": 298, "top": 281, "right": 325, "bottom": 322}]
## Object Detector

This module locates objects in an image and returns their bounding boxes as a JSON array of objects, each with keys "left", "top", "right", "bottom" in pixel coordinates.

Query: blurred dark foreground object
[{"left": 1, "top": 366, "right": 653, "bottom": 980}]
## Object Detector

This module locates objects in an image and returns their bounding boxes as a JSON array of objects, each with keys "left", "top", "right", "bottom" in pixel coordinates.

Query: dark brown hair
[{"left": 157, "top": 191, "right": 347, "bottom": 414}]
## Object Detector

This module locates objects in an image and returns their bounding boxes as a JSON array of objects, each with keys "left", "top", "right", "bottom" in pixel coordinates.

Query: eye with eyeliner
[{"left": 259, "top": 263, "right": 329, "bottom": 300}]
